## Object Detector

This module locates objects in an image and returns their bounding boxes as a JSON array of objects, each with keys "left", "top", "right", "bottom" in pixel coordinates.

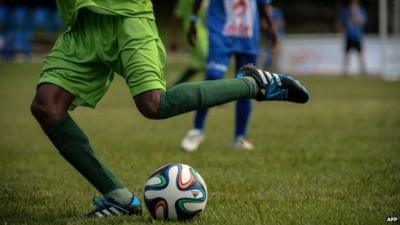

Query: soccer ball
[{"left": 143, "top": 163, "right": 207, "bottom": 220}]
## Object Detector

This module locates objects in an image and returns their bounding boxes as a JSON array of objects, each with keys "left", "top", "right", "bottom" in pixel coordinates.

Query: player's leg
[
  {"left": 358, "top": 52, "right": 367, "bottom": 75},
  {"left": 118, "top": 18, "right": 308, "bottom": 121},
  {"left": 30, "top": 83, "right": 138, "bottom": 208},
  {"left": 134, "top": 65, "right": 308, "bottom": 119},
  {"left": 232, "top": 54, "right": 258, "bottom": 150},
  {"left": 126, "top": 40, "right": 308, "bottom": 120},
  {"left": 32, "top": 10, "right": 141, "bottom": 217},
  {"left": 152, "top": 53, "right": 308, "bottom": 120},
  {"left": 343, "top": 38, "right": 351, "bottom": 75},
  {"left": 128, "top": 45, "right": 308, "bottom": 121},
  {"left": 356, "top": 40, "right": 367, "bottom": 75}
]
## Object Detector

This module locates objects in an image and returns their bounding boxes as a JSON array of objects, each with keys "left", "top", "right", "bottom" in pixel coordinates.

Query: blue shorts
[{"left": 205, "top": 51, "right": 257, "bottom": 80}]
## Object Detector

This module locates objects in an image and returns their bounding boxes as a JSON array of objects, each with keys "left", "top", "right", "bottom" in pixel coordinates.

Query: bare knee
[
  {"left": 31, "top": 96, "right": 63, "bottom": 126},
  {"left": 30, "top": 83, "right": 75, "bottom": 127},
  {"left": 134, "top": 90, "right": 162, "bottom": 119}
]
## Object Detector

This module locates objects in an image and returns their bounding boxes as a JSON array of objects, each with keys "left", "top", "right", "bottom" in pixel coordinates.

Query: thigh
[
  {"left": 40, "top": 12, "right": 114, "bottom": 109},
  {"left": 115, "top": 17, "right": 166, "bottom": 97},
  {"left": 354, "top": 40, "right": 362, "bottom": 53}
]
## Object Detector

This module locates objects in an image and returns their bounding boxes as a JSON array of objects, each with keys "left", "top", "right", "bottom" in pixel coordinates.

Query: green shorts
[{"left": 39, "top": 8, "right": 166, "bottom": 109}]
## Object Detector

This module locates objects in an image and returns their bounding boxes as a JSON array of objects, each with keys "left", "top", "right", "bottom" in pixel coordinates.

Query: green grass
[{"left": 0, "top": 63, "right": 399, "bottom": 225}]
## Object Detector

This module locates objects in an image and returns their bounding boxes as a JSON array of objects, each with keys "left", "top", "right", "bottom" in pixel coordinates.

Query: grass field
[{"left": 0, "top": 62, "right": 399, "bottom": 225}]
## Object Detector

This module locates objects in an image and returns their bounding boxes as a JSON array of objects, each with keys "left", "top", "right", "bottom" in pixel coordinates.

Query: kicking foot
[
  {"left": 86, "top": 196, "right": 142, "bottom": 218},
  {"left": 239, "top": 64, "right": 309, "bottom": 103},
  {"left": 232, "top": 137, "right": 254, "bottom": 150},
  {"left": 181, "top": 129, "right": 204, "bottom": 152}
]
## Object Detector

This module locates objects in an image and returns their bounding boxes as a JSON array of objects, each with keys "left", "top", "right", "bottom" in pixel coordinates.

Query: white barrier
[{"left": 277, "top": 34, "right": 400, "bottom": 78}]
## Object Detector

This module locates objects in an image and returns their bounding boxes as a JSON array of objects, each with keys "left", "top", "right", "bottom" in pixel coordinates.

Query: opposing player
[
  {"left": 30, "top": 0, "right": 309, "bottom": 218},
  {"left": 337, "top": 0, "right": 367, "bottom": 75},
  {"left": 181, "top": 0, "right": 278, "bottom": 151},
  {"left": 169, "top": 0, "right": 208, "bottom": 86}
]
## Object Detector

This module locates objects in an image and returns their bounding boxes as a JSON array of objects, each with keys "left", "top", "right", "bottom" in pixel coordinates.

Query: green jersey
[{"left": 56, "top": 0, "right": 154, "bottom": 26}]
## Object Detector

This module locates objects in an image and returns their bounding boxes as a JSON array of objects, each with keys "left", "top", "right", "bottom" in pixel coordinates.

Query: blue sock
[
  {"left": 194, "top": 108, "right": 209, "bottom": 131},
  {"left": 235, "top": 99, "right": 252, "bottom": 138}
]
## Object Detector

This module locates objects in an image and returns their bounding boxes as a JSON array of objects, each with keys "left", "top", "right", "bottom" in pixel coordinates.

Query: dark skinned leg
[
  {"left": 31, "top": 83, "right": 75, "bottom": 128},
  {"left": 133, "top": 89, "right": 161, "bottom": 119},
  {"left": 133, "top": 76, "right": 258, "bottom": 120},
  {"left": 31, "top": 84, "right": 132, "bottom": 204}
]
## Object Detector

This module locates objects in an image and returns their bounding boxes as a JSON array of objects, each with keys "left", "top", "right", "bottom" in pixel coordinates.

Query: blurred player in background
[
  {"left": 181, "top": 0, "right": 278, "bottom": 151},
  {"left": 337, "top": 0, "right": 367, "bottom": 75},
  {"left": 30, "top": 0, "right": 308, "bottom": 218},
  {"left": 262, "top": 5, "right": 284, "bottom": 71},
  {"left": 169, "top": 0, "right": 208, "bottom": 86}
]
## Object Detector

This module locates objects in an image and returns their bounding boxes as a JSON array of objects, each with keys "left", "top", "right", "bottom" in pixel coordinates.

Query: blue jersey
[
  {"left": 207, "top": 0, "right": 271, "bottom": 55},
  {"left": 338, "top": 7, "right": 367, "bottom": 41}
]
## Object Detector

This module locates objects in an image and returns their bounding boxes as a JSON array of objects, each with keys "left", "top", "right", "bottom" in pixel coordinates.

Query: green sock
[
  {"left": 44, "top": 114, "right": 132, "bottom": 204},
  {"left": 158, "top": 77, "right": 258, "bottom": 119}
]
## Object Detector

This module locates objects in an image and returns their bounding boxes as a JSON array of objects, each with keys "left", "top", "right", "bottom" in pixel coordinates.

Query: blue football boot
[
  {"left": 239, "top": 64, "right": 309, "bottom": 103},
  {"left": 86, "top": 195, "right": 142, "bottom": 218}
]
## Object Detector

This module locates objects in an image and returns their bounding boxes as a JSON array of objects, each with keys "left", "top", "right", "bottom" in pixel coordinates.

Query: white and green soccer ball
[{"left": 143, "top": 163, "right": 207, "bottom": 220}]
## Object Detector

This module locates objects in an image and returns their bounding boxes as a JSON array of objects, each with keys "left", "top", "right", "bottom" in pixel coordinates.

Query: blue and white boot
[
  {"left": 239, "top": 64, "right": 309, "bottom": 103},
  {"left": 86, "top": 195, "right": 142, "bottom": 218}
]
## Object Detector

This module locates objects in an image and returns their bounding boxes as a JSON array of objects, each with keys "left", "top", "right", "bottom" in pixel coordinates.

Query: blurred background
[{"left": 0, "top": 0, "right": 399, "bottom": 79}]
